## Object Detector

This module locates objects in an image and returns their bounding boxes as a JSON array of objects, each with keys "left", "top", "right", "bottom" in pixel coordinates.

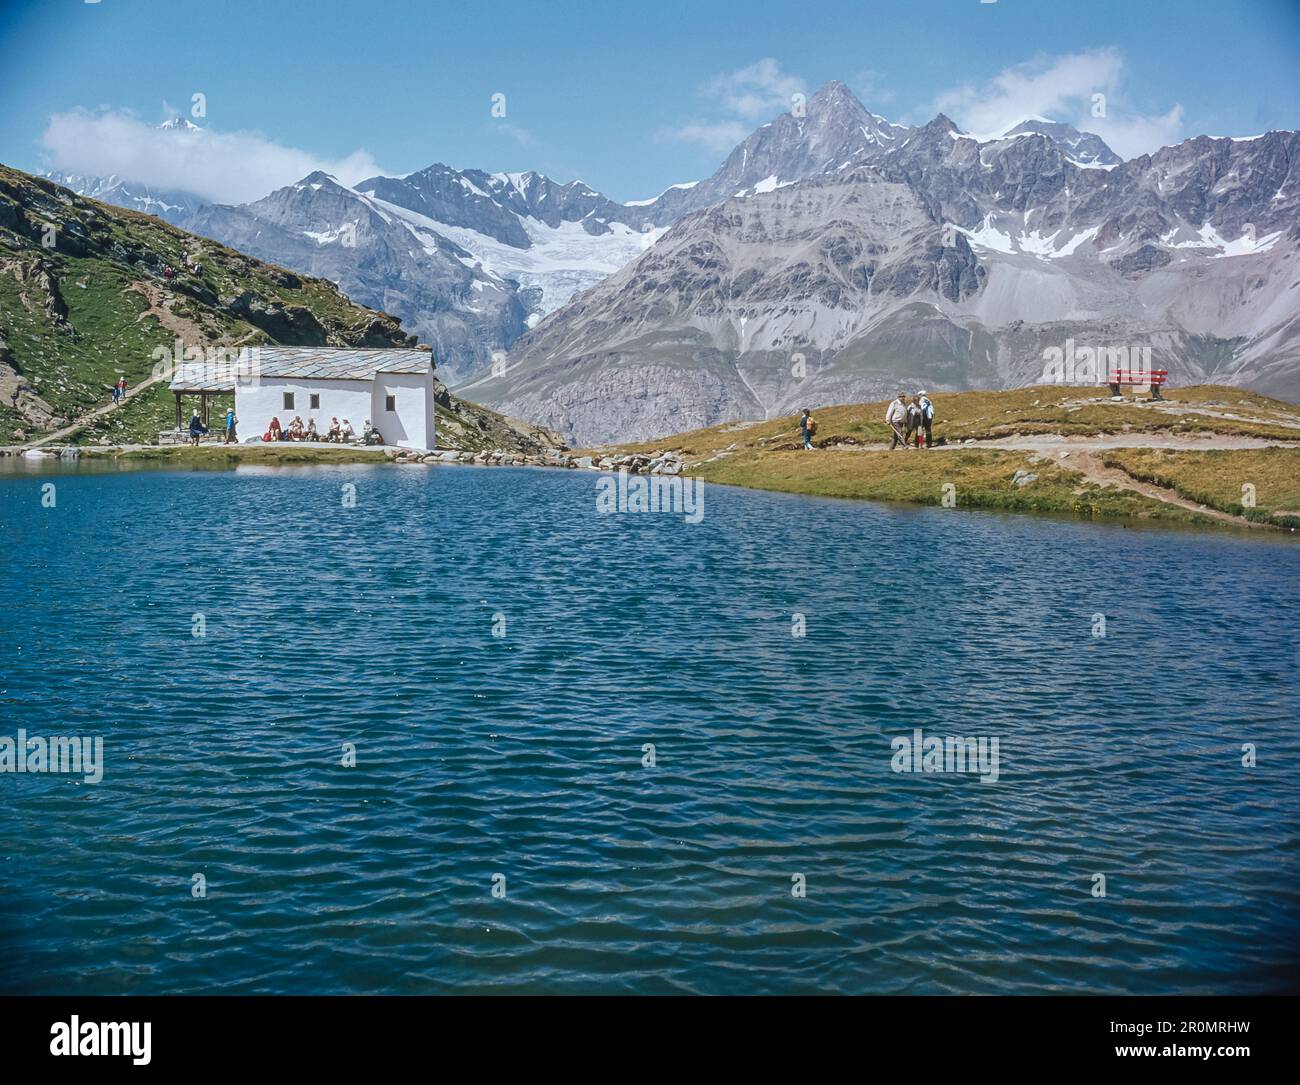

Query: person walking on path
[
  {"left": 905, "top": 395, "right": 922, "bottom": 445},
  {"left": 885, "top": 392, "right": 910, "bottom": 450},
  {"left": 224, "top": 406, "right": 237, "bottom": 445},
  {"left": 917, "top": 391, "right": 934, "bottom": 449},
  {"left": 188, "top": 410, "right": 208, "bottom": 447},
  {"left": 800, "top": 408, "right": 817, "bottom": 451}
]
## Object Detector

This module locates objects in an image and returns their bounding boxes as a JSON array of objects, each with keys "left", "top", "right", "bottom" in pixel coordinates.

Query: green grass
[
  {"left": 594, "top": 384, "right": 1300, "bottom": 459},
  {"left": 1102, "top": 448, "right": 1300, "bottom": 529},
  {"left": 0, "top": 162, "right": 413, "bottom": 444},
  {"left": 690, "top": 448, "right": 1217, "bottom": 525}
]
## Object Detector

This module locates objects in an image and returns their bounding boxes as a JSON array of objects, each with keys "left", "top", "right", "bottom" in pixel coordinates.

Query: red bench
[{"left": 1107, "top": 369, "right": 1168, "bottom": 399}]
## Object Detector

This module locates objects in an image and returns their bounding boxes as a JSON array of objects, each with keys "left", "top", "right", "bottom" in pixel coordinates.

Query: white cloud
[
  {"left": 660, "top": 120, "right": 750, "bottom": 153},
  {"left": 40, "top": 108, "right": 387, "bottom": 205},
  {"left": 854, "top": 69, "right": 896, "bottom": 107},
  {"left": 931, "top": 49, "right": 1185, "bottom": 158},
  {"left": 488, "top": 121, "right": 537, "bottom": 148},
  {"left": 1083, "top": 105, "right": 1185, "bottom": 161},
  {"left": 665, "top": 58, "right": 805, "bottom": 150},
  {"left": 702, "top": 58, "right": 806, "bottom": 121}
]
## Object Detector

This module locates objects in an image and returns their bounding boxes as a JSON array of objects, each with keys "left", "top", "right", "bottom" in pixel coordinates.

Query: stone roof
[{"left": 169, "top": 347, "right": 433, "bottom": 391}]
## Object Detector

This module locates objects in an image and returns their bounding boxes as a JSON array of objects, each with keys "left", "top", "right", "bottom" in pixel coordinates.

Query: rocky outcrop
[
  {"left": 381, "top": 446, "right": 685, "bottom": 476},
  {"left": 0, "top": 332, "right": 64, "bottom": 430},
  {"left": 220, "top": 291, "right": 328, "bottom": 344}
]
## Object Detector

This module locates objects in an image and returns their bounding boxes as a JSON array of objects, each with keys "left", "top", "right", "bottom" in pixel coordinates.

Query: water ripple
[{"left": 0, "top": 462, "right": 1298, "bottom": 993}]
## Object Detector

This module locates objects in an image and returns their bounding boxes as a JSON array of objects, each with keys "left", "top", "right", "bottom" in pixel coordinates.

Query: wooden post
[
  {"left": 175, "top": 392, "right": 182, "bottom": 432},
  {"left": 201, "top": 392, "right": 209, "bottom": 428}
]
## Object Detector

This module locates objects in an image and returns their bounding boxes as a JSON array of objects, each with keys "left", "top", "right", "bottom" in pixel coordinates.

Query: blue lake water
[{"left": 1, "top": 460, "right": 1298, "bottom": 994}]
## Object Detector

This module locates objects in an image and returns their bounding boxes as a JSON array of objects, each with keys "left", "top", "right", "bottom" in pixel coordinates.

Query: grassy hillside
[
  {"left": 0, "top": 163, "right": 418, "bottom": 444},
  {"left": 1100, "top": 448, "right": 1300, "bottom": 528},
  {"left": 591, "top": 385, "right": 1300, "bottom": 531},
  {"left": 598, "top": 384, "right": 1300, "bottom": 457},
  {"left": 0, "top": 163, "right": 562, "bottom": 454}
]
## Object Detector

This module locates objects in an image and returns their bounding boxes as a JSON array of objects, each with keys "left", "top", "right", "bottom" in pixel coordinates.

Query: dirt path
[
  {"left": 29, "top": 281, "right": 230, "bottom": 448},
  {"left": 29, "top": 368, "right": 170, "bottom": 447},
  {"left": 819, "top": 432, "right": 1296, "bottom": 455},
  {"left": 127, "top": 280, "right": 213, "bottom": 345},
  {"left": 809, "top": 431, "right": 1294, "bottom": 526},
  {"left": 1040, "top": 449, "right": 1264, "bottom": 528},
  {"left": 936, "top": 433, "right": 1297, "bottom": 452}
]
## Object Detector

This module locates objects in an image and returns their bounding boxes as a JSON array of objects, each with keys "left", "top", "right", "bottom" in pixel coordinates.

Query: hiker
[
  {"left": 117, "top": 376, "right": 127, "bottom": 403},
  {"left": 917, "top": 390, "right": 934, "bottom": 449},
  {"left": 188, "top": 410, "right": 208, "bottom": 446},
  {"left": 885, "top": 392, "right": 910, "bottom": 449},
  {"left": 800, "top": 408, "right": 817, "bottom": 451},
  {"left": 327, "top": 417, "right": 341, "bottom": 442},
  {"left": 224, "top": 406, "right": 237, "bottom": 445},
  {"left": 111, "top": 383, "right": 120, "bottom": 406},
  {"left": 306, "top": 417, "right": 319, "bottom": 441},
  {"left": 340, "top": 418, "right": 355, "bottom": 442},
  {"left": 363, "top": 419, "right": 385, "bottom": 446},
  {"left": 264, "top": 416, "right": 283, "bottom": 442},
  {"left": 905, "top": 396, "right": 922, "bottom": 445},
  {"left": 287, "top": 416, "right": 306, "bottom": 441}
]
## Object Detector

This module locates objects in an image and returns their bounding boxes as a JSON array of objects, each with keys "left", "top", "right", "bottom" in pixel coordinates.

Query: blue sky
[{"left": 1, "top": 0, "right": 1298, "bottom": 204}]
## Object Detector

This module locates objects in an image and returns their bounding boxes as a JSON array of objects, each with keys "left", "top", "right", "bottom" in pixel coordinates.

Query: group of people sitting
[
  {"left": 260, "top": 415, "right": 385, "bottom": 445},
  {"left": 884, "top": 390, "right": 935, "bottom": 450},
  {"left": 263, "top": 415, "right": 329, "bottom": 442}
]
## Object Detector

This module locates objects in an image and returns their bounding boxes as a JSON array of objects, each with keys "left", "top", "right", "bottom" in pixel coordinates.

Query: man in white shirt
[{"left": 885, "top": 392, "right": 910, "bottom": 450}]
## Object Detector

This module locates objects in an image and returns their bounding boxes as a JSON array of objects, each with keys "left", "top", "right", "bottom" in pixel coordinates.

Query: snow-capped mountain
[
  {"left": 353, "top": 165, "right": 663, "bottom": 317},
  {"left": 629, "top": 80, "right": 913, "bottom": 225},
  {"left": 467, "top": 98, "right": 1300, "bottom": 444},
  {"left": 1000, "top": 119, "right": 1122, "bottom": 168},
  {"left": 185, "top": 171, "right": 533, "bottom": 383},
  {"left": 40, "top": 119, "right": 208, "bottom": 225},
  {"left": 35, "top": 171, "right": 206, "bottom": 225},
  {"left": 172, "top": 163, "right": 662, "bottom": 381},
  {"left": 178, "top": 165, "right": 668, "bottom": 382},
  {"left": 40, "top": 82, "right": 1296, "bottom": 423}
]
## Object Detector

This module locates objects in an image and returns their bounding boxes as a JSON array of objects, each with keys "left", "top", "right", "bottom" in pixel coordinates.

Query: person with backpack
[
  {"left": 800, "top": 408, "right": 817, "bottom": 450},
  {"left": 917, "top": 391, "right": 934, "bottom": 449},
  {"left": 905, "top": 395, "right": 922, "bottom": 445},
  {"left": 224, "top": 406, "right": 237, "bottom": 445}
]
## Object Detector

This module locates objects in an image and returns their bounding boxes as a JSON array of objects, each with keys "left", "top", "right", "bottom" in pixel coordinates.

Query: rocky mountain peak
[{"left": 1002, "top": 119, "right": 1121, "bottom": 166}]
